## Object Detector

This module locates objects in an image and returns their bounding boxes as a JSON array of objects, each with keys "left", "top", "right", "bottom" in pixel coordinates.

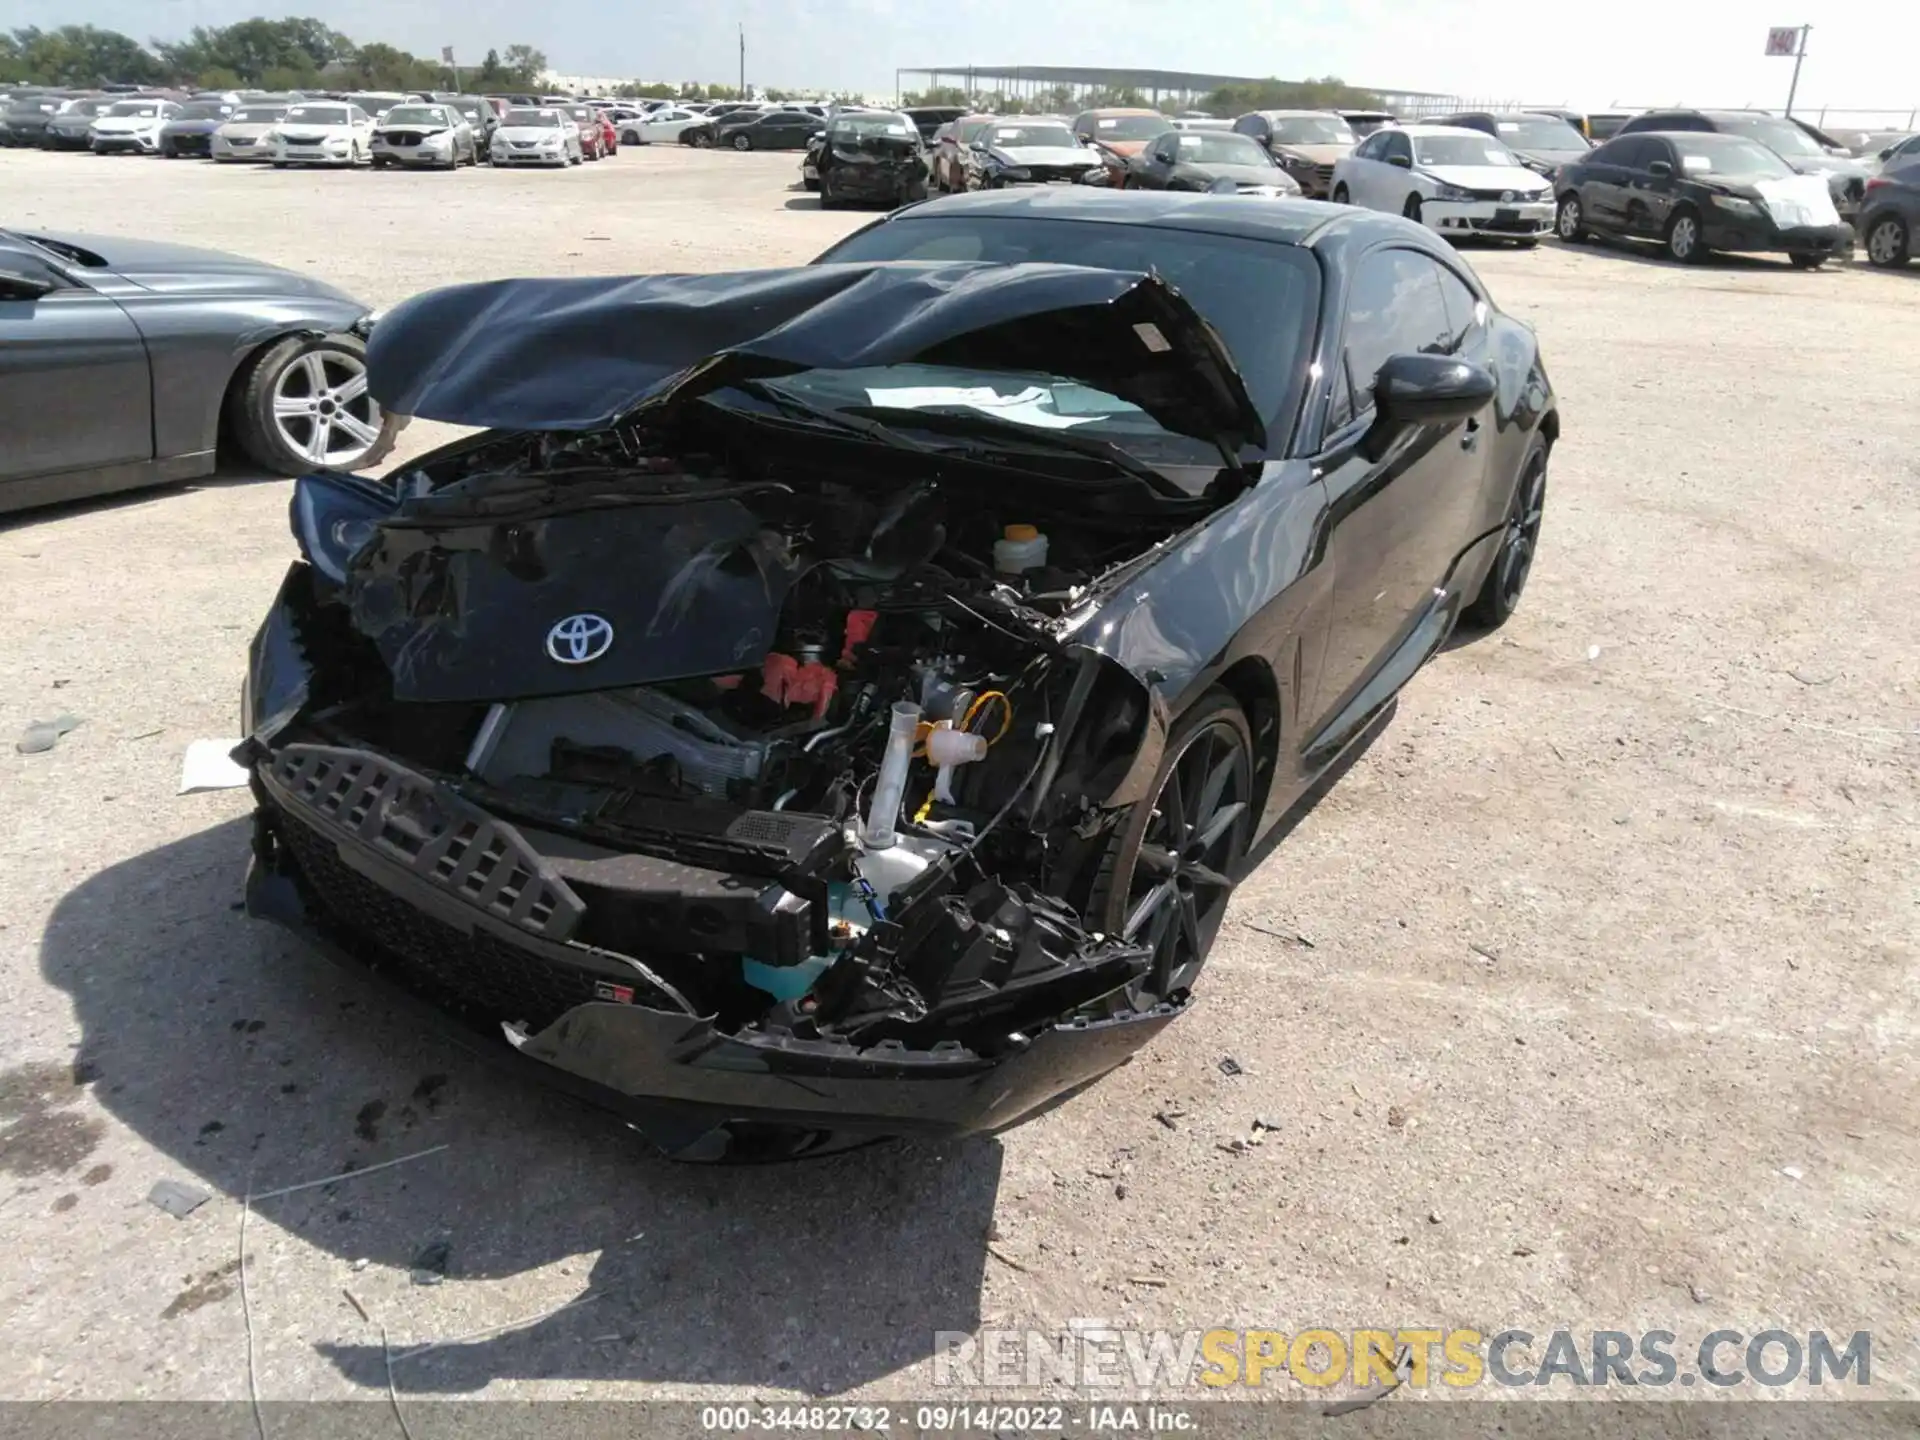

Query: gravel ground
[{"left": 1, "top": 144, "right": 1916, "bottom": 1410}]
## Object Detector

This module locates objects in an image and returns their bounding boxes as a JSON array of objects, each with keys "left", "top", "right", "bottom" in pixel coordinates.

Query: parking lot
[{"left": 2, "top": 142, "right": 1917, "bottom": 1407}]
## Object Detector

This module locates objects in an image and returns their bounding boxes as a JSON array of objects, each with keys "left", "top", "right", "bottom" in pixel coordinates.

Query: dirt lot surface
[{"left": 1, "top": 144, "right": 1915, "bottom": 1410}]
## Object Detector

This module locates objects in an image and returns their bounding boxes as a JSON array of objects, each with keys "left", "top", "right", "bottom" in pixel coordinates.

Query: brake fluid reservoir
[{"left": 993, "top": 524, "right": 1048, "bottom": 575}]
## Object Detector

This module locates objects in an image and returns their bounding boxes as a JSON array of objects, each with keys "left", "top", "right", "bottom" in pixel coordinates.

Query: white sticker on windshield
[
  {"left": 1680, "top": 154, "right": 1712, "bottom": 171},
  {"left": 1134, "top": 323, "right": 1172, "bottom": 354},
  {"left": 1098, "top": 118, "right": 1119, "bottom": 129},
  {"left": 1497, "top": 121, "right": 1519, "bottom": 132}
]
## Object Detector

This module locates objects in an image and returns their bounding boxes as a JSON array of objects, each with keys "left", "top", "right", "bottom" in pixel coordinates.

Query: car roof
[
  {"left": 1394, "top": 123, "right": 1496, "bottom": 138},
  {"left": 1078, "top": 107, "right": 1159, "bottom": 116},
  {"left": 883, "top": 186, "right": 1416, "bottom": 250},
  {"left": 1246, "top": 109, "right": 1344, "bottom": 119}
]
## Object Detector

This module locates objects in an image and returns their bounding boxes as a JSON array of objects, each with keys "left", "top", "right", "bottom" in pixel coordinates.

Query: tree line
[
  {"left": 0, "top": 20, "right": 549, "bottom": 94},
  {"left": 902, "top": 76, "right": 1384, "bottom": 117}
]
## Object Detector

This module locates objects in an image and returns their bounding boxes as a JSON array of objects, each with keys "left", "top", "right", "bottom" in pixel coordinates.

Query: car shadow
[
  {"left": 39, "top": 818, "right": 999, "bottom": 1395},
  {"left": 1545, "top": 234, "right": 1802, "bottom": 272},
  {"left": 783, "top": 195, "right": 824, "bottom": 210},
  {"left": 1242, "top": 699, "right": 1397, "bottom": 878}
]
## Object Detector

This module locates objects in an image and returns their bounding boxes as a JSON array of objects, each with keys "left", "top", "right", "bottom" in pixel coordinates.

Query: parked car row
[{"left": 0, "top": 85, "right": 633, "bottom": 169}]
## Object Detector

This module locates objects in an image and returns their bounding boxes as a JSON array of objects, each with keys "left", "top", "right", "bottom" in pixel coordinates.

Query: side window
[
  {"left": 1337, "top": 248, "right": 1455, "bottom": 426},
  {"left": 1605, "top": 137, "right": 1646, "bottom": 169},
  {"left": 1382, "top": 131, "right": 1412, "bottom": 165},
  {"left": 1432, "top": 264, "right": 1484, "bottom": 352}
]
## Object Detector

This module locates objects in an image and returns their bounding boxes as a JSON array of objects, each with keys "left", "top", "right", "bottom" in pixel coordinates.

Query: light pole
[
  {"left": 739, "top": 22, "right": 746, "bottom": 100},
  {"left": 1784, "top": 24, "right": 1810, "bottom": 117}
]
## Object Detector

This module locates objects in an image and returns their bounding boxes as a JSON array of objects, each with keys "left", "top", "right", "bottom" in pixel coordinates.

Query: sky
[{"left": 44, "top": 0, "right": 1920, "bottom": 117}]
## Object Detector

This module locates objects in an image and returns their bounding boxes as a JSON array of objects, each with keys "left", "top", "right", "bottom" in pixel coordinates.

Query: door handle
[{"left": 1461, "top": 417, "right": 1482, "bottom": 452}]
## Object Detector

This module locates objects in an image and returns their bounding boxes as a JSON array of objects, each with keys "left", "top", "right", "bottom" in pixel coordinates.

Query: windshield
[
  {"left": 1089, "top": 114, "right": 1166, "bottom": 141},
  {"left": 1672, "top": 135, "right": 1795, "bottom": 180},
  {"left": 503, "top": 108, "right": 564, "bottom": 126},
  {"left": 830, "top": 114, "right": 915, "bottom": 140},
  {"left": 1716, "top": 114, "right": 1824, "bottom": 159},
  {"left": 230, "top": 106, "right": 287, "bottom": 123},
  {"left": 8, "top": 99, "right": 61, "bottom": 114},
  {"left": 1171, "top": 132, "right": 1273, "bottom": 166},
  {"left": 1414, "top": 133, "right": 1519, "bottom": 167},
  {"left": 384, "top": 106, "right": 449, "bottom": 126},
  {"left": 814, "top": 216, "right": 1320, "bottom": 463},
  {"left": 63, "top": 99, "right": 112, "bottom": 116},
  {"left": 284, "top": 105, "right": 349, "bottom": 125},
  {"left": 1270, "top": 115, "right": 1353, "bottom": 144},
  {"left": 990, "top": 124, "right": 1078, "bottom": 149},
  {"left": 105, "top": 102, "right": 161, "bottom": 118},
  {"left": 176, "top": 102, "right": 232, "bottom": 121},
  {"left": 1487, "top": 115, "right": 1587, "bottom": 150}
]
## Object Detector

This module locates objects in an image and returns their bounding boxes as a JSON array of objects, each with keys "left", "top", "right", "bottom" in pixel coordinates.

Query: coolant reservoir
[{"left": 993, "top": 523, "right": 1048, "bottom": 575}]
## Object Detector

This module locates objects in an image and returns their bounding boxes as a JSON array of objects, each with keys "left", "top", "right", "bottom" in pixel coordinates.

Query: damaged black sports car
[{"left": 240, "top": 191, "right": 1558, "bottom": 1159}]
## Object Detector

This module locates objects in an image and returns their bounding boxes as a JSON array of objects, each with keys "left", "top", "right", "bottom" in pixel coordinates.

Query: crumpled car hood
[{"left": 364, "top": 260, "right": 1267, "bottom": 451}]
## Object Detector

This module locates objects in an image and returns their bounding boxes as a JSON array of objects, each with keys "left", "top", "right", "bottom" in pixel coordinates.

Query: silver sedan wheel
[{"left": 271, "top": 349, "right": 384, "bottom": 467}]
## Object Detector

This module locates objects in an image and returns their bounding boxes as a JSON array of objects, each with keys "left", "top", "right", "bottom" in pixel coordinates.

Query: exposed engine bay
[{"left": 256, "top": 401, "right": 1205, "bottom": 1067}]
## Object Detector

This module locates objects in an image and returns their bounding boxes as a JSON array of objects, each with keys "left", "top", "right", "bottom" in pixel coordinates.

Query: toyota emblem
[{"left": 546, "top": 613, "right": 614, "bottom": 665}]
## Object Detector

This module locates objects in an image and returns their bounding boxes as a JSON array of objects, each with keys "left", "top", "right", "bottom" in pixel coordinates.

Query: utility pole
[
  {"left": 739, "top": 23, "right": 746, "bottom": 100},
  {"left": 1784, "top": 23, "right": 1810, "bottom": 116}
]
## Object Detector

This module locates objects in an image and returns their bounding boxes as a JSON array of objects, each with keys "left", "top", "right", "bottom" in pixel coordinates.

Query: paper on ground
[{"left": 180, "top": 737, "right": 249, "bottom": 794}]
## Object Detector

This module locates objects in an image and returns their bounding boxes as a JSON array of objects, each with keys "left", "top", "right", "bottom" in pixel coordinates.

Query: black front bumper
[
  {"left": 1701, "top": 214, "right": 1854, "bottom": 257},
  {"left": 246, "top": 749, "right": 1176, "bottom": 1153}
]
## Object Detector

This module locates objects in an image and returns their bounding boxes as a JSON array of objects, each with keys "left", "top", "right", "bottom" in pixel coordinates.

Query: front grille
[
  {"left": 283, "top": 133, "right": 326, "bottom": 145},
  {"left": 173, "top": 135, "right": 210, "bottom": 151},
  {"left": 276, "top": 811, "right": 607, "bottom": 1031},
  {"left": 381, "top": 132, "right": 423, "bottom": 147},
  {"left": 267, "top": 744, "right": 584, "bottom": 941},
  {"left": 227, "top": 136, "right": 255, "bottom": 146}
]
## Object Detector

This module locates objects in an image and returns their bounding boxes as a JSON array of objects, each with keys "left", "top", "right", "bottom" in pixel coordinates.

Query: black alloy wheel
[
  {"left": 1465, "top": 437, "right": 1548, "bottom": 629},
  {"left": 1093, "top": 691, "right": 1254, "bottom": 1008},
  {"left": 1331, "top": 182, "right": 1349, "bottom": 203}
]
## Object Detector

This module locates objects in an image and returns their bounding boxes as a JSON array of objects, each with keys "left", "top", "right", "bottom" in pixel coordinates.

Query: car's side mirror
[
  {"left": 0, "top": 266, "right": 58, "bottom": 301},
  {"left": 1362, "top": 353, "right": 1495, "bottom": 459},
  {"left": 1647, "top": 159, "right": 1672, "bottom": 178},
  {"left": 1878, "top": 146, "right": 1894, "bottom": 161},
  {"left": 1387, "top": 153, "right": 1412, "bottom": 169}
]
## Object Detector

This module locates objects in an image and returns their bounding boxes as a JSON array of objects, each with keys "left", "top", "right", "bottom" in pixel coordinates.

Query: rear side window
[{"left": 1334, "top": 248, "right": 1455, "bottom": 428}]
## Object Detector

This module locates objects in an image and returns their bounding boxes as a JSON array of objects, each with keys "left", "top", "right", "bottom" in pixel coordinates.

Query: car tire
[
  {"left": 1515, "top": 237, "right": 1541, "bottom": 249},
  {"left": 371, "top": 157, "right": 389, "bottom": 169},
  {"left": 229, "top": 333, "right": 399, "bottom": 476},
  {"left": 1086, "top": 688, "right": 1255, "bottom": 1010},
  {"left": 1463, "top": 434, "right": 1548, "bottom": 631},
  {"left": 271, "top": 161, "right": 287, "bottom": 169},
  {"left": 1403, "top": 193, "right": 1424, "bottom": 224},
  {"left": 1664, "top": 206, "right": 1707, "bottom": 263},
  {"left": 1555, "top": 192, "right": 1586, "bottom": 241},
  {"left": 1787, "top": 251, "right": 1825, "bottom": 270},
  {"left": 1331, "top": 182, "right": 1349, "bottom": 204},
  {"left": 732, "top": 134, "right": 752, "bottom": 151},
  {"left": 1865, "top": 214, "right": 1911, "bottom": 268}
]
